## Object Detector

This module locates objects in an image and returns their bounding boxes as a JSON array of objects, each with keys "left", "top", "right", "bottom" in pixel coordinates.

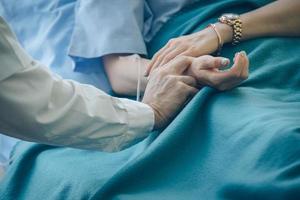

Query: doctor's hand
[{"left": 142, "top": 56, "right": 198, "bottom": 130}]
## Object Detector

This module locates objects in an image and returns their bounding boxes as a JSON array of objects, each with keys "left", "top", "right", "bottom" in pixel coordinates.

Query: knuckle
[
  {"left": 201, "top": 55, "right": 213, "bottom": 60},
  {"left": 168, "top": 38, "right": 177, "bottom": 46},
  {"left": 198, "top": 55, "right": 213, "bottom": 67},
  {"left": 214, "top": 58, "right": 221, "bottom": 66},
  {"left": 200, "top": 59, "right": 210, "bottom": 69},
  {"left": 152, "top": 51, "right": 161, "bottom": 59}
]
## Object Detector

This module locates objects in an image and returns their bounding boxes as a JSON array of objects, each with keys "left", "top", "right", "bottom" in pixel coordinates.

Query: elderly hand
[
  {"left": 186, "top": 51, "right": 249, "bottom": 91},
  {"left": 142, "top": 56, "right": 198, "bottom": 130},
  {"left": 143, "top": 51, "right": 248, "bottom": 130},
  {"left": 145, "top": 23, "right": 232, "bottom": 76}
]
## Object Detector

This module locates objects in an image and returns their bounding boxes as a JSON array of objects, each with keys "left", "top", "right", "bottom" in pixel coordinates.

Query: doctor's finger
[
  {"left": 177, "top": 82, "right": 199, "bottom": 100},
  {"left": 174, "top": 75, "right": 197, "bottom": 87}
]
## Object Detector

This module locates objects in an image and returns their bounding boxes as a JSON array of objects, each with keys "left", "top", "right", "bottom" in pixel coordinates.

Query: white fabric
[{"left": 0, "top": 17, "right": 154, "bottom": 152}]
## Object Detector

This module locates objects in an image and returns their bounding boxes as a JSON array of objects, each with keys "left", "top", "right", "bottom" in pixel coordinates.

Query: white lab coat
[{"left": 0, "top": 17, "right": 154, "bottom": 152}]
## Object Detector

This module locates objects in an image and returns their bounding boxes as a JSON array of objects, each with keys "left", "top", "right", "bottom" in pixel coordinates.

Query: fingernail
[
  {"left": 239, "top": 51, "right": 247, "bottom": 57},
  {"left": 221, "top": 58, "right": 230, "bottom": 66},
  {"left": 233, "top": 53, "right": 238, "bottom": 62}
]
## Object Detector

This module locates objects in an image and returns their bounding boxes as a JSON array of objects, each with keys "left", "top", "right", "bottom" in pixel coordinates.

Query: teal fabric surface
[{"left": 1, "top": 0, "right": 300, "bottom": 199}]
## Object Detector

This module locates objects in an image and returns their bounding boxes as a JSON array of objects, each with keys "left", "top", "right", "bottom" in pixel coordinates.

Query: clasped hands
[
  {"left": 142, "top": 27, "right": 249, "bottom": 130},
  {"left": 145, "top": 24, "right": 249, "bottom": 91}
]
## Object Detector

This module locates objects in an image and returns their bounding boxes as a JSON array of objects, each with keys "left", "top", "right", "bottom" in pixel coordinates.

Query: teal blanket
[{"left": 1, "top": 0, "right": 300, "bottom": 199}]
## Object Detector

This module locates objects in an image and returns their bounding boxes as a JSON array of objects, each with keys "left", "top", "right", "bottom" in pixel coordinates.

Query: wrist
[
  {"left": 215, "top": 22, "right": 233, "bottom": 44},
  {"left": 143, "top": 102, "right": 165, "bottom": 131}
]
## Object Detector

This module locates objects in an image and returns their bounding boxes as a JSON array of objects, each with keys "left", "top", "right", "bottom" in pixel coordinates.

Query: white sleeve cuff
[
  {"left": 121, "top": 98, "right": 154, "bottom": 134},
  {"left": 114, "top": 98, "right": 155, "bottom": 150}
]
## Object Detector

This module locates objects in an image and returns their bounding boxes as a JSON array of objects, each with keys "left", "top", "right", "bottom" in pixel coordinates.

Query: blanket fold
[{"left": 1, "top": 0, "right": 300, "bottom": 199}]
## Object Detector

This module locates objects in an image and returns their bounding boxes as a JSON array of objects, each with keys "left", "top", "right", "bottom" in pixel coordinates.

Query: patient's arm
[
  {"left": 146, "top": 0, "right": 300, "bottom": 75},
  {"left": 104, "top": 54, "right": 149, "bottom": 96},
  {"left": 104, "top": 52, "right": 249, "bottom": 96}
]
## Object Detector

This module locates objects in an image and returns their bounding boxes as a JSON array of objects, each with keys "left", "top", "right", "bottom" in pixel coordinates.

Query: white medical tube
[{"left": 135, "top": 54, "right": 141, "bottom": 102}]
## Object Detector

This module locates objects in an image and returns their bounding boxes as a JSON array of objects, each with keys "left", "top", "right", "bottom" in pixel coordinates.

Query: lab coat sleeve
[
  {"left": 0, "top": 17, "right": 154, "bottom": 152},
  {"left": 69, "top": 0, "right": 147, "bottom": 58}
]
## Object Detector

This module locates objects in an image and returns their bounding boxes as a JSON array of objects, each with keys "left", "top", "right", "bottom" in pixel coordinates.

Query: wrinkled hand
[
  {"left": 145, "top": 23, "right": 232, "bottom": 76},
  {"left": 142, "top": 56, "right": 198, "bottom": 130},
  {"left": 186, "top": 51, "right": 249, "bottom": 91}
]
